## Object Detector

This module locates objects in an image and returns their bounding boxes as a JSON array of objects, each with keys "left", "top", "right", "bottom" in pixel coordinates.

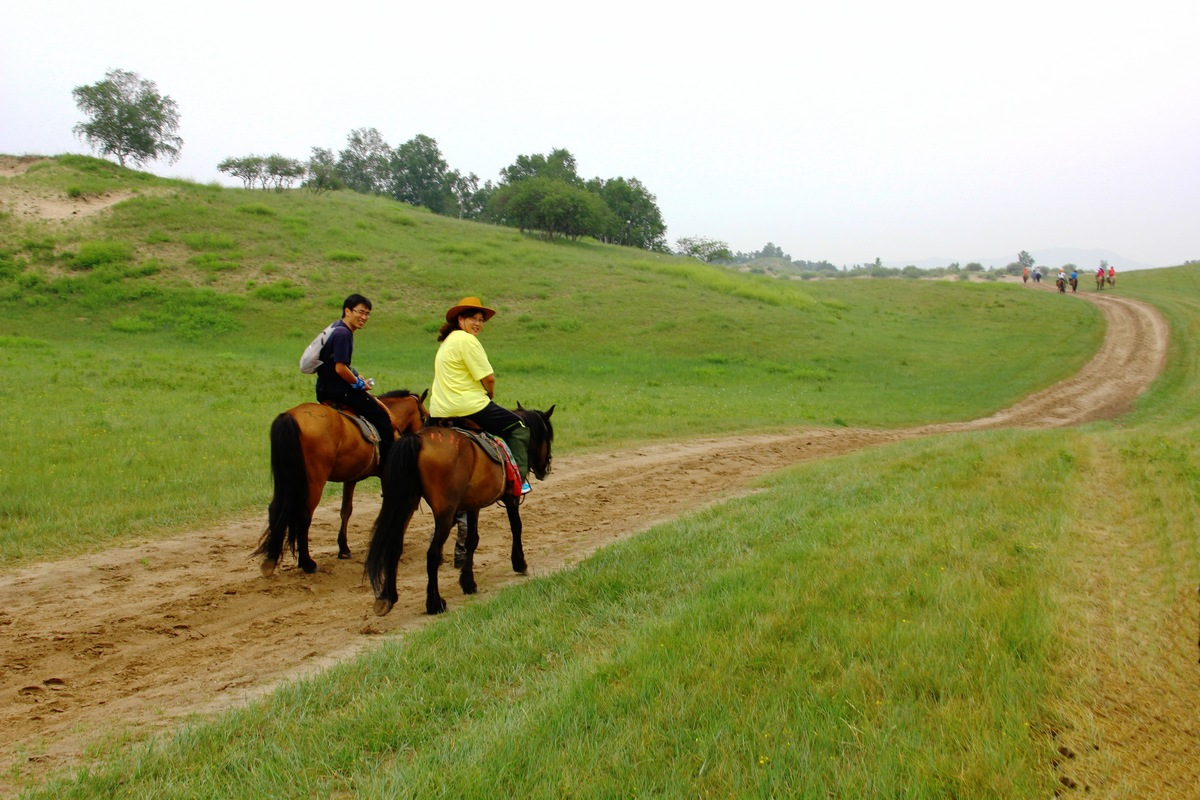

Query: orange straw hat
[{"left": 445, "top": 296, "right": 496, "bottom": 323}]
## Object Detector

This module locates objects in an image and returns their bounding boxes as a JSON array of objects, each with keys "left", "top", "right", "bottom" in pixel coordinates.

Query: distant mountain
[{"left": 885, "top": 248, "right": 1161, "bottom": 272}]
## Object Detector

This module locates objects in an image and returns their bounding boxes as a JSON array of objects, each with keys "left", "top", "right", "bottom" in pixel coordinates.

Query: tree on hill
[
  {"left": 676, "top": 236, "right": 732, "bottom": 263},
  {"left": 390, "top": 134, "right": 454, "bottom": 214},
  {"left": 489, "top": 177, "right": 616, "bottom": 240},
  {"left": 218, "top": 154, "right": 306, "bottom": 190},
  {"left": 500, "top": 148, "right": 582, "bottom": 185},
  {"left": 496, "top": 149, "right": 667, "bottom": 251},
  {"left": 304, "top": 148, "right": 343, "bottom": 194},
  {"left": 448, "top": 171, "right": 494, "bottom": 220},
  {"left": 71, "top": 69, "right": 183, "bottom": 168},
  {"left": 264, "top": 154, "right": 306, "bottom": 190},
  {"left": 336, "top": 127, "right": 392, "bottom": 195},
  {"left": 217, "top": 156, "right": 265, "bottom": 189},
  {"left": 586, "top": 177, "right": 668, "bottom": 252}
]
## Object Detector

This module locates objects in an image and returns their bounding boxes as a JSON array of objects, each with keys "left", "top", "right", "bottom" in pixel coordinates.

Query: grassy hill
[
  {"left": 0, "top": 155, "right": 1101, "bottom": 565},
  {"left": 6, "top": 156, "right": 1197, "bottom": 798}
]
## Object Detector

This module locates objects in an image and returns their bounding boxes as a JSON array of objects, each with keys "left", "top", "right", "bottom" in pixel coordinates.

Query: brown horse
[
  {"left": 365, "top": 404, "right": 555, "bottom": 615},
  {"left": 256, "top": 389, "right": 428, "bottom": 576}
]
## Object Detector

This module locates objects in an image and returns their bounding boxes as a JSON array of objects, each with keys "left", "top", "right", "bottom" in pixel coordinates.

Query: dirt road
[{"left": 0, "top": 289, "right": 1177, "bottom": 792}]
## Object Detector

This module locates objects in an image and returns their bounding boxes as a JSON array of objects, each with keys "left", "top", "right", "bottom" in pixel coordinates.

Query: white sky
[{"left": 2, "top": 0, "right": 1197, "bottom": 267}]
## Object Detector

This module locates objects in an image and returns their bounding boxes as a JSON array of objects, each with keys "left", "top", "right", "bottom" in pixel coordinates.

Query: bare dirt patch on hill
[{"left": 0, "top": 155, "right": 140, "bottom": 222}]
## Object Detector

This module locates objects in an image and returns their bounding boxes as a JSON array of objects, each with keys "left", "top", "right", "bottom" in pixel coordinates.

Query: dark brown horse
[
  {"left": 256, "top": 389, "right": 428, "bottom": 576},
  {"left": 365, "top": 404, "right": 555, "bottom": 615}
]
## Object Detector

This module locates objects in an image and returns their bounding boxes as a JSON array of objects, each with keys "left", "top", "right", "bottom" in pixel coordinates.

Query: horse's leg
[
  {"left": 426, "top": 511, "right": 456, "bottom": 614},
  {"left": 458, "top": 509, "right": 480, "bottom": 596},
  {"left": 503, "top": 497, "right": 527, "bottom": 574},
  {"left": 369, "top": 501, "right": 419, "bottom": 616},
  {"left": 338, "top": 481, "right": 355, "bottom": 559},
  {"left": 452, "top": 511, "right": 469, "bottom": 569},
  {"left": 296, "top": 475, "right": 325, "bottom": 574}
]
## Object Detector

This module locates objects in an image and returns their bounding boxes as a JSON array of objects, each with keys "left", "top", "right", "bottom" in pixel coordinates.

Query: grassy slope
[
  {"left": 1, "top": 156, "right": 1098, "bottom": 565},
  {"left": 8, "top": 157, "right": 1197, "bottom": 798}
]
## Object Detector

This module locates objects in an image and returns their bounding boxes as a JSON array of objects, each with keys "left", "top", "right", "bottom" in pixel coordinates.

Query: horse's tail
[
  {"left": 364, "top": 432, "right": 423, "bottom": 599},
  {"left": 254, "top": 412, "right": 308, "bottom": 558}
]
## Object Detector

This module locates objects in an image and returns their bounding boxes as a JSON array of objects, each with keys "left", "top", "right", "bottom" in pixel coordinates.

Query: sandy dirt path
[{"left": 0, "top": 288, "right": 1180, "bottom": 793}]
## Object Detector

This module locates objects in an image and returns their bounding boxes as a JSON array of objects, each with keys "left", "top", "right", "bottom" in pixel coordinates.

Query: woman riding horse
[
  {"left": 429, "top": 296, "right": 532, "bottom": 495},
  {"left": 365, "top": 404, "right": 555, "bottom": 615}
]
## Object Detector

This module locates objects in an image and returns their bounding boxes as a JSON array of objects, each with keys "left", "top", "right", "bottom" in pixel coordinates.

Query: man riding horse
[{"left": 314, "top": 294, "right": 397, "bottom": 466}]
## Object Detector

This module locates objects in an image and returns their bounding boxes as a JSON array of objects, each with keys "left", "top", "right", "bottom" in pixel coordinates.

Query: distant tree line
[
  {"left": 715, "top": 246, "right": 1098, "bottom": 281},
  {"left": 218, "top": 131, "right": 669, "bottom": 252}
]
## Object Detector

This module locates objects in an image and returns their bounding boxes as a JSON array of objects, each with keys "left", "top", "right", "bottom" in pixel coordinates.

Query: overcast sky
[{"left": 2, "top": 0, "right": 1196, "bottom": 268}]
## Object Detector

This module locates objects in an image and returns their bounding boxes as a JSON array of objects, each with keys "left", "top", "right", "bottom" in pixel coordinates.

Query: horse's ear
[
  {"left": 419, "top": 388, "right": 429, "bottom": 403},
  {"left": 516, "top": 401, "right": 525, "bottom": 411},
  {"left": 544, "top": 404, "right": 555, "bottom": 419}
]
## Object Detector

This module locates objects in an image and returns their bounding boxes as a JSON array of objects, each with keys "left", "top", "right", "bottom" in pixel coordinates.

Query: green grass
[
  {"left": 20, "top": 431, "right": 1072, "bottom": 799},
  {"left": 0, "top": 156, "right": 1100, "bottom": 566},
  {"left": 5, "top": 156, "right": 1198, "bottom": 798}
]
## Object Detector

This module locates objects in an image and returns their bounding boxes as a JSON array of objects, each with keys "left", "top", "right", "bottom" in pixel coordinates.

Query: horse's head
[
  {"left": 516, "top": 402, "right": 555, "bottom": 481},
  {"left": 379, "top": 389, "right": 430, "bottom": 434}
]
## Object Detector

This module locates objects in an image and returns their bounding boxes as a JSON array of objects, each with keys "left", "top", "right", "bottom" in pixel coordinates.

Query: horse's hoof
[
  {"left": 300, "top": 559, "right": 318, "bottom": 574},
  {"left": 338, "top": 550, "right": 352, "bottom": 560},
  {"left": 260, "top": 558, "right": 277, "bottom": 578},
  {"left": 373, "top": 598, "right": 394, "bottom": 616},
  {"left": 460, "top": 577, "right": 477, "bottom": 595},
  {"left": 426, "top": 598, "right": 447, "bottom": 615},
  {"left": 513, "top": 560, "right": 527, "bottom": 574}
]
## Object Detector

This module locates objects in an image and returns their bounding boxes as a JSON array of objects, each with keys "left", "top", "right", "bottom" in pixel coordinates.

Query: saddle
[
  {"left": 427, "top": 417, "right": 522, "bottom": 488},
  {"left": 321, "top": 401, "right": 381, "bottom": 445}
]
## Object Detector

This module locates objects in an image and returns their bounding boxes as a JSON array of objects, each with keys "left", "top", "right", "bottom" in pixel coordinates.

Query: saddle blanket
[
  {"left": 458, "top": 429, "right": 522, "bottom": 489},
  {"left": 323, "top": 402, "right": 380, "bottom": 444}
]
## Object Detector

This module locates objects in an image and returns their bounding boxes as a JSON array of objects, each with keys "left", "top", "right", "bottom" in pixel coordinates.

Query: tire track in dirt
[{"left": 0, "top": 289, "right": 1172, "bottom": 791}]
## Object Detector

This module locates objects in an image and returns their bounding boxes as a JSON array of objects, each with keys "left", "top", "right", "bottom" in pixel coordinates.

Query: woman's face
[{"left": 459, "top": 312, "right": 486, "bottom": 337}]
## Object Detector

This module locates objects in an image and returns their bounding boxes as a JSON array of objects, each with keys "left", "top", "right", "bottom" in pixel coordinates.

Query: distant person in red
[{"left": 1108, "top": 265, "right": 1116, "bottom": 287}]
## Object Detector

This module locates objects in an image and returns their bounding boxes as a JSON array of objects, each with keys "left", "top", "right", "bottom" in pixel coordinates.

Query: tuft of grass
[
  {"left": 236, "top": 203, "right": 276, "bottom": 216},
  {"left": 253, "top": 280, "right": 306, "bottom": 302},
  {"left": 72, "top": 240, "right": 134, "bottom": 270},
  {"left": 182, "top": 232, "right": 238, "bottom": 251}
]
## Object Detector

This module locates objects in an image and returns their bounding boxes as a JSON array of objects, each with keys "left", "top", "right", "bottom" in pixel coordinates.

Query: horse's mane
[
  {"left": 379, "top": 389, "right": 415, "bottom": 399},
  {"left": 517, "top": 406, "right": 554, "bottom": 443}
]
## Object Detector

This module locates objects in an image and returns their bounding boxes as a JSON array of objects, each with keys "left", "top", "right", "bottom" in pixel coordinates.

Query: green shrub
[
  {"left": 110, "top": 315, "right": 159, "bottom": 333},
  {"left": 0, "top": 251, "right": 26, "bottom": 281},
  {"left": 326, "top": 250, "right": 365, "bottom": 262},
  {"left": 182, "top": 232, "right": 238, "bottom": 251},
  {"left": 236, "top": 203, "right": 276, "bottom": 217},
  {"left": 188, "top": 253, "right": 240, "bottom": 271},
  {"left": 73, "top": 241, "right": 134, "bottom": 270},
  {"left": 125, "top": 260, "right": 165, "bottom": 278},
  {"left": 252, "top": 280, "right": 306, "bottom": 302},
  {"left": 0, "top": 334, "right": 49, "bottom": 348}
]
